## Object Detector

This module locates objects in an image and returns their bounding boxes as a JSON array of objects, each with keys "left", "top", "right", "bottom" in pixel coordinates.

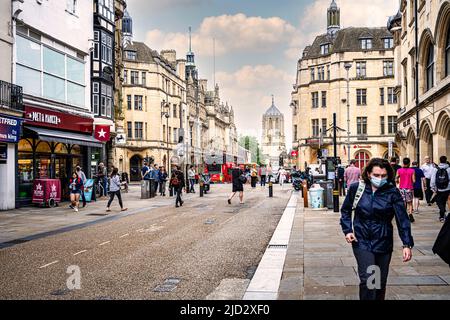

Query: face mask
[{"left": 370, "top": 176, "right": 388, "bottom": 188}]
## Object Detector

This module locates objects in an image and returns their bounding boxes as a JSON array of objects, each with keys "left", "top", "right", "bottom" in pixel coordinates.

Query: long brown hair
[{"left": 361, "top": 158, "right": 395, "bottom": 184}]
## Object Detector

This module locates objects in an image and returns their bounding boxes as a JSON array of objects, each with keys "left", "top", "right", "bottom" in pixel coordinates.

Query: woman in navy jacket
[{"left": 340, "top": 158, "right": 414, "bottom": 300}]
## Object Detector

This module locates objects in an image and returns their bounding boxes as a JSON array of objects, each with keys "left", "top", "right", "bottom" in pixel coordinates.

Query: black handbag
[
  {"left": 433, "top": 218, "right": 450, "bottom": 266},
  {"left": 239, "top": 174, "right": 247, "bottom": 184}
]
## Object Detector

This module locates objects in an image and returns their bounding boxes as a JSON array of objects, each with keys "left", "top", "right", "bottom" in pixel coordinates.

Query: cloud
[
  {"left": 145, "top": 13, "right": 296, "bottom": 57},
  {"left": 126, "top": 0, "right": 211, "bottom": 10}
]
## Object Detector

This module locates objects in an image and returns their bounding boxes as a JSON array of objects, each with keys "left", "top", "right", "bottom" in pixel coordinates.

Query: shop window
[
  {"left": 69, "top": 144, "right": 81, "bottom": 155},
  {"left": 355, "top": 151, "right": 370, "bottom": 169},
  {"left": 35, "top": 141, "right": 51, "bottom": 153},
  {"left": 54, "top": 143, "right": 68, "bottom": 154},
  {"left": 18, "top": 139, "right": 33, "bottom": 152}
]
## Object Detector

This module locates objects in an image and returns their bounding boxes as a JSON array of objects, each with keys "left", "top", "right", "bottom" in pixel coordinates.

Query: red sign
[
  {"left": 25, "top": 106, "right": 93, "bottom": 133},
  {"left": 32, "top": 179, "right": 61, "bottom": 204},
  {"left": 354, "top": 145, "right": 372, "bottom": 149},
  {"left": 95, "top": 125, "right": 111, "bottom": 142},
  {"left": 291, "top": 150, "right": 299, "bottom": 158}
]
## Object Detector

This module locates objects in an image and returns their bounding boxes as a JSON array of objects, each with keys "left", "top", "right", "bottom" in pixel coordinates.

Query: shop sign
[
  {"left": 0, "top": 144, "right": 7, "bottom": 164},
  {"left": 25, "top": 106, "right": 93, "bottom": 133},
  {"left": 353, "top": 145, "right": 372, "bottom": 149},
  {"left": 0, "top": 114, "right": 22, "bottom": 143},
  {"left": 95, "top": 125, "right": 111, "bottom": 142},
  {"left": 115, "top": 133, "right": 126, "bottom": 145},
  {"left": 32, "top": 179, "right": 61, "bottom": 204}
]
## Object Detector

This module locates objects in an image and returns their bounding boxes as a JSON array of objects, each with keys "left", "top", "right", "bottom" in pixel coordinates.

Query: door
[{"left": 130, "top": 155, "right": 142, "bottom": 181}]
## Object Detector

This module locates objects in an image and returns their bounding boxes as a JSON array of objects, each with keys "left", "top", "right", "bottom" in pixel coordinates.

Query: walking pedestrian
[
  {"left": 159, "top": 167, "right": 168, "bottom": 196},
  {"left": 76, "top": 166, "right": 87, "bottom": 208},
  {"left": 344, "top": 160, "right": 361, "bottom": 191},
  {"left": 390, "top": 157, "right": 402, "bottom": 185},
  {"left": 69, "top": 172, "right": 83, "bottom": 212},
  {"left": 279, "top": 167, "right": 287, "bottom": 189},
  {"left": 259, "top": 165, "right": 267, "bottom": 187},
  {"left": 412, "top": 161, "right": 425, "bottom": 214},
  {"left": 106, "top": 168, "right": 127, "bottom": 213},
  {"left": 340, "top": 158, "right": 414, "bottom": 300},
  {"left": 228, "top": 164, "right": 245, "bottom": 205},
  {"left": 97, "top": 162, "right": 107, "bottom": 197},
  {"left": 396, "top": 157, "right": 416, "bottom": 223},
  {"left": 338, "top": 164, "right": 346, "bottom": 196},
  {"left": 188, "top": 165, "right": 196, "bottom": 193},
  {"left": 431, "top": 156, "right": 450, "bottom": 223},
  {"left": 250, "top": 165, "right": 258, "bottom": 188},
  {"left": 267, "top": 164, "right": 273, "bottom": 183},
  {"left": 152, "top": 164, "right": 160, "bottom": 195},
  {"left": 421, "top": 156, "right": 435, "bottom": 206},
  {"left": 141, "top": 161, "right": 151, "bottom": 180},
  {"left": 170, "top": 166, "right": 185, "bottom": 207}
]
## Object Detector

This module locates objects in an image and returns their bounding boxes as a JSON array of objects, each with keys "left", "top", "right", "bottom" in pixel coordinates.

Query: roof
[
  {"left": 123, "top": 41, "right": 156, "bottom": 64},
  {"left": 302, "top": 27, "right": 393, "bottom": 60},
  {"left": 264, "top": 101, "right": 283, "bottom": 117}
]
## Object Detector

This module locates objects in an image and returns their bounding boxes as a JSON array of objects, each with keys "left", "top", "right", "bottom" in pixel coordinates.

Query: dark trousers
[
  {"left": 260, "top": 175, "right": 266, "bottom": 186},
  {"left": 101, "top": 177, "right": 107, "bottom": 196},
  {"left": 425, "top": 178, "right": 433, "bottom": 204},
  {"left": 436, "top": 191, "right": 450, "bottom": 219},
  {"left": 81, "top": 190, "right": 86, "bottom": 206},
  {"left": 175, "top": 188, "right": 183, "bottom": 206},
  {"left": 353, "top": 247, "right": 392, "bottom": 300},
  {"left": 339, "top": 179, "right": 346, "bottom": 196},
  {"left": 251, "top": 176, "right": 257, "bottom": 188},
  {"left": 107, "top": 191, "right": 123, "bottom": 209},
  {"left": 189, "top": 179, "right": 195, "bottom": 193}
]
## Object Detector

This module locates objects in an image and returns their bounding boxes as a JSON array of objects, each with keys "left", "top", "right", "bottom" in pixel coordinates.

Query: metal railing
[{"left": 0, "top": 80, "right": 23, "bottom": 111}]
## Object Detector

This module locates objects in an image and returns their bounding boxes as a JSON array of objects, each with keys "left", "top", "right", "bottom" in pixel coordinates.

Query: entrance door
[
  {"left": 355, "top": 151, "right": 370, "bottom": 169},
  {"left": 130, "top": 155, "right": 142, "bottom": 181}
]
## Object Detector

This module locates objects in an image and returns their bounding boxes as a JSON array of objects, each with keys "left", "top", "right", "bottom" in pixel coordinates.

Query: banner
[
  {"left": 32, "top": 179, "right": 61, "bottom": 204},
  {"left": 0, "top": 114, "right": 22, "bottom": 143},
  {"left": 84, "top": 179, "right": 95, "bottom": 202}
]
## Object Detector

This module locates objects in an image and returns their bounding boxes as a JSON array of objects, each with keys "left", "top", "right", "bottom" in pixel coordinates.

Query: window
[
  {"left": 446, "top": 23, "right": 450, "bottom": 77},
  {"left": 318, "top": 66, "right": 325, "bottom": 80},
  {"left": 127, "top": 122, "right": 132, "bottom": 138},
  {"left": 380, "top": 88, "right": 385, "bottom": 105},
  {"left": 142, "top": 72, "right": 146, "bottom": 86},
  {"left": 98, "top": 0, "right": 114, "bottom": 22},
  {"left": 93, "top": 31, "right": 100, "bottom": 60},
  {"left": 380, "top": 116, "right": 385, "bottom": 135},
  {"left": 327, "top": 65, "right": 330, "bottom": 80},
  {"left": 356, "top": 61, "right": 366, "bottom": 77},
  {"left": 310, "top": 68, "right": 315, "bottom": 81},
  {"left": 387, "top": 87, "right": 397, "bottom": 104},
  {"left": 384, "top": 38, "right": 394, "bottom": 49},
  {"left": 357, "top": 117, "right": 367, "bottom": 135},
  {"left": 383, "top": 61, "right": 394, "bottom": 76},
  {"left": 173, "top": 104, "right": 177, "bottom": 118},
  {"left": 321, "top": 91, "right": 327, "bottom": 108},
  {"left": 99, "top": 83, "right": 112, "bottom": 117},
  {"left": 355, "top": 151, "right": 370, "bottom": 169},
  {"left": 426, "top": 44, "right": 434, "bottom": 91},
  {"left": 127, "top": 95, "right": 132, "bottom": 110},
  {"left": 125, "top": 50, "right": 136, "bottom": 60},
  {"left": 321, "top": 44, "right": 330, "bottom": 55},
  {"left": 190, "top": 125, "right": 193, "bottom": 146},
  {"left": 321, "top": 118, "right": 327, "bottom": 136},
  {"left": 123, "top": 70, "right": 127, "bottom": 84},
  {"left": 312, "top": 119, "right": 319, "bottom": 137},
  {"left": 388, "top": 116, "right": 398, "bottom": 134},
  {"left": 361, "top": 38, "right": 372, "bottom": 50},
  {"left": 173, "top": 128, "right": 178, "bottom": 143},
  {"left": 135, "top": 122, "right": 143, "bottom": 139},
  {"left": 66, "top": 0, "right": 77, "bottom": 14},
  {"left": 293, "top": 125, "right": 298, "bottom": 141},
  {"left": 93, "top": 94, "right": 99, "bottom": 114},
  {"left": 163, "top": 125, "right": 166, "bottom": 142},
  {"left": 356, "top": 89, "right": 367, "bottom": 105},
  {"left": 130, "top": 71, "right": 139, "bottom": 85},
  {"left": 101, "top": 31, "right": 113, "bottom": 65},
  {"left": 311, "top": 92, "right": 319, "bottom": 108},
  {"left": 134, "top": 95, "right": 143, "bottom": 110}
]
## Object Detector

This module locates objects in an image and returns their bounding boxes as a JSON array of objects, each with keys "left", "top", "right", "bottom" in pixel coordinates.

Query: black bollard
[
  {"left": 200, "top": 181, "right": 204, "bottom": 197},
  {"left": 269, "top": 181, "right": 273, "bottom": 198}
]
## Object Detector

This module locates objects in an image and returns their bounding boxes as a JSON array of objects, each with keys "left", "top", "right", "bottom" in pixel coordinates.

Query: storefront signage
[
  {"left": 0, "top": 115, "right": 22, "bottom": 143},
  {"left": 25, "top": 106, "right": 93, "bottom": 133},
  {"left": 0, "top": 144, "right": 7, "bottom": 164},
  {"left": 32, "top": 179, "right": 61, "bottom": 204},
  {"left": 353, "top": 145, "right": 372, "bottom": 149}
]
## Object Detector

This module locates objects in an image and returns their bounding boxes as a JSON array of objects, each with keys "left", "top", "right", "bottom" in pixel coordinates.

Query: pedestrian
[
  {"left": 188, "top": 165, "right": 196, "bottom": 193},
  {"left": 279, "top": 167, "right": 287, "bottom": 188},
  {"left": 340, "top": 158, "right": 414, "bottom": 300},
  {"left": 69, "top": 172, "right": 83, "bottom": 212},
  {"left": 106, "top": 167, "right": 127, "bottom": 213},
  {"left": 159, "top": 167, "right": 168, "bottom": 196},
  {"left": 338, "top": 164, "right": 346, "bottom": 196},
  {"left": 267, "top": 164, "right": 273, "bottom": 183},
  {"left": 390, "top": 157, "right": 402, "bottom": 181},
  {"left": 141, "top": 161, "right": 151, "bottom": 180},
  {"left": 76, "top": 166, "right": 87, "bottom": 208},
  {"left": 228, "top": 163, "right": 245, "bottom": 205},
  {"left": 396, "top": 157, "right": 416, "bottom": 223},
  {"left": 152, "top": 164, "right": 160, "bottom": 195},
  {"left": 344, "top": 160, "right": 361, "bottom": 191},
  {"left": 259, "top": 165, "right": 267, "bottom": 187},
  {"left": 430, "top": 156, "right": 450, "bottom": 223},
  {"left": 97, "top": 162, "right": 107, "bottom": 197},
  {"left": 250, "top": 165, "right": 258, "bottom": 188},
  {"left": 170, "top": 166, "right": 185, "bottom": 207},
  {"left": 411, "top": 161, "right": 425, "bottom": 214},
  {"left": 421, "top": 156, "right": 435, "bottom": 206}
]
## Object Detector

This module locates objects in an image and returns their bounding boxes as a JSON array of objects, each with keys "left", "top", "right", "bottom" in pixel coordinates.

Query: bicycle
[{"left": 94, "top": 175, "right": 109, "bottom": 198}]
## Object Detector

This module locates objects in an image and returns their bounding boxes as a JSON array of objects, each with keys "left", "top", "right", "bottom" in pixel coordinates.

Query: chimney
[
  {"left": 199, "top": 79, "right": 208, "bottom": 91},
  {"left": 177, "top": 59, "right": 186, "bottom": 80},
  {"left": 160, "top": 49, "right": 177, "bottom": 63}
]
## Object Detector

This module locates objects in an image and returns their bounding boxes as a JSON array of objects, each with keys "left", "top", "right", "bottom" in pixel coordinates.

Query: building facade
[
  {"left": 292, "top": 0, "right": 399, "bottom": 170},
  {"left": 261, "top": 96, "right": 286, "bottom": 167},
  {"left": 388, "top": 0, "right": 450, "bottom": 162}
]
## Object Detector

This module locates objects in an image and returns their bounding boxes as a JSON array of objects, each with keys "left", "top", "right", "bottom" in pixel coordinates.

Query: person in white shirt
[
  {"left": 279, "top": 168, "right": 287, "bottom": 189},
  {"left": 421, "top": 156, "right": 435, "bottom": 205}
]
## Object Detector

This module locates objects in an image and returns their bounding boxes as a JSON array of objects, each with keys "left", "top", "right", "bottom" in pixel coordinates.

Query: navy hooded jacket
[{"left": 340, "top": 181, "right": 414, "bottom": 253}]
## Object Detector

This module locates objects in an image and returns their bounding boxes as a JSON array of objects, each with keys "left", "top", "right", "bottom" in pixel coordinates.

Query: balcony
[{"left": 0, "top": 80, "right": 23, "bottom": 112}]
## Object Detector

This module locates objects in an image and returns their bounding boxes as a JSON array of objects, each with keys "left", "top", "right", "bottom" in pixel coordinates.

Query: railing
[{"left": 0, "top": 80, "right": 23, "bottom": 111}]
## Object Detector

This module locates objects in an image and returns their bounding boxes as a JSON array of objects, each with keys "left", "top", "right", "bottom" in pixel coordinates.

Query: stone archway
[
  {"left": 130, "top": 154, "right": 143, "bottom": 181},
  {"left": 406, "top": 128, "right": 417, "bottom": 159},
  {"left": 435, "top": 110, "right": 450, "bottom": 158},
  {"left": 420, "top": 120, "right": 434, "bottom": 161}
]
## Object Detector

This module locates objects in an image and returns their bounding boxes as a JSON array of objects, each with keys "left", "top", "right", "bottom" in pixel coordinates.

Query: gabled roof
[{"left": 265, "top": 101, "right": 283, "bottom": 117}]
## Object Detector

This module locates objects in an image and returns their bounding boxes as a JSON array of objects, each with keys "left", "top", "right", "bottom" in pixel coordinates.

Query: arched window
[
  {"left": 426, "top": 44, "right": 434, "bottom": 91},
  {"left": 355, "top": 151, "right": 370, "bottom": 169},
  {"left": 446, "top": 23, "right": 450, "bottom": 77}
]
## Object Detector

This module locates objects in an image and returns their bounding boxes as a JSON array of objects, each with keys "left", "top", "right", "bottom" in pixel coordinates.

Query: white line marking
[
  {"left": 136, "top": 229, "right": 144, "bottom": 233},
  {"left": 39, "top": 260, "right": 59, "bottom": 269},
  {"left": 119, "top": 233, "right": 129, "bottom": 238},
  {"left": 73, "top": 250, "right": 87, "bottom": 256},
  {"left": 99, "top": 241, "right": 110, "bottom": 246}
]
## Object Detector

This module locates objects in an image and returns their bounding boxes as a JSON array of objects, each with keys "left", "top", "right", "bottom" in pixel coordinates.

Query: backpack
[
  {"left": 351, "top": 181, "right": 366, "bottom": 235},
  {"left": 436, "top": 168, "right": 450, "bottom": 190},
  {"left": 171, "top": 172, "right": 180, "bottom": 186}
]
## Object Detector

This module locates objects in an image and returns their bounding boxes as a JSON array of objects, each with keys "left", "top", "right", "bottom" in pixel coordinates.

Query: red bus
[{"left": 205, "top": 162, "right": 234, "bottom": 183}]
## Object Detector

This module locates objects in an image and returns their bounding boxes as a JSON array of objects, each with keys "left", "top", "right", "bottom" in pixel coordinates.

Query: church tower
[
  {"left": 261, "top": 95, "right": 286, "bottom": 166},
  {"left": 122, "top": 9, "right": 133, "bottom": 46},
  {"left": 327, "top": 0, "right": 340, "bottom": 37},
  {"left": 186, "top": 27, "right": 198, "bottom": 81}
]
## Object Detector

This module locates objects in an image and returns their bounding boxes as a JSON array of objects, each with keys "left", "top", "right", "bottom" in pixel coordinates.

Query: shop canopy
[{"left": 24, "top": 126, "right": 103, "bottom": 148}]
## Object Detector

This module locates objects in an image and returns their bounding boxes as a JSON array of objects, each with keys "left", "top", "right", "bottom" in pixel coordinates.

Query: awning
[{"left": 24, "top": 125, "right": 103, "bottom": 148}]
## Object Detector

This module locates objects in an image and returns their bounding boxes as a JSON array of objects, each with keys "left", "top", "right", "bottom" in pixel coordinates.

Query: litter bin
[
  {"left": 309, "top": 184, "right": 324, "bottom": 209},
  {"left": 149, "top": 179, "right": 156, "bottom": 198},
  {"left": 141, "top": 180, "right": 150, "bottom": 199},
  {"left": 316, "top": 180, "right": 334, "bottom": 209}
]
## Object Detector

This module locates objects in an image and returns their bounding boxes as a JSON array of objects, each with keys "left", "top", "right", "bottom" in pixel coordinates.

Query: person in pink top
[
  {"left": 396, "top": 157, "right": 416, "bottom": 223},
  {"left": 344, "top": 160, "right": 361, "bottom": 190}
]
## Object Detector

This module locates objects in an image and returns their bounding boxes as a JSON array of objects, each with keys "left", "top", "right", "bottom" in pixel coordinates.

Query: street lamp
[
  {"left": 161, "top": 101, "right": 170, "bottom": 174},
  {"left": 344, "top": 62, "right": 352, "bottom": 165}
]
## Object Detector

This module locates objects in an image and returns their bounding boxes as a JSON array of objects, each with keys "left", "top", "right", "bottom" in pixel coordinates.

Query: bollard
[
  {"left": 302, "top": 180, "right": 309, "bottom": 208},
  {"left": 269, "top": 181, "right": 273, "bottom": 198},
  {"left": 200, "top": 181, "right": 204, "bottom": 197}
]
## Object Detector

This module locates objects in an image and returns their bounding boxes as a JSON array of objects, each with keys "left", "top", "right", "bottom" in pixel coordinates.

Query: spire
[
  {"left": 186, "top": 26, "right": 197, "bottom": 80},
  {"left": 189, "top": 26, "right": 192, "bottom": 52},
  {"left": 327, "top": 0, "right": 340, "bottom": 37},
  {"left": 272, "top": 94, "right": 275, "bottom": 106},
  {"left": 122, "top": 9, "right": 133, "bottom": 46}
]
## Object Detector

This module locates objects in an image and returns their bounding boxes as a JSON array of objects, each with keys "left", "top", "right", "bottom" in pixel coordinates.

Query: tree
[{"left": 238, "top": 135, "right": 264, "bottom": 165}]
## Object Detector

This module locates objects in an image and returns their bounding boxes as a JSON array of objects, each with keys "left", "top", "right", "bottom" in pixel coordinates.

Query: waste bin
[
  {"left": 149, "top": 179, "right": 156, "bottom": 198},
  {"left": 316, "top": 180, "right": 334, "bottom": 209},
  {"left": 309, "top": 184, "right": 324, "bottom": 209},
  {"left": 141, "top": 180, "right": 150, "bottom": 199}
]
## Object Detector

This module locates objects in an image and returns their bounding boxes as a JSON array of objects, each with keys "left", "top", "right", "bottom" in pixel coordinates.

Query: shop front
[{"left": 17, "top": 106, "right": 103, "bottom": 206}]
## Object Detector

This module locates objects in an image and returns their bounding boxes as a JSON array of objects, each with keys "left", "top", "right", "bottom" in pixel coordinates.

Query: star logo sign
[
  {"left": 98, "top": 129, "right": 106, "bottom": 138},
  {"left": 36, "top": 183, "right": 42, "bottom": 191},
  {"left": 51, "top": 184, "right": 57, "bottom": 192}
]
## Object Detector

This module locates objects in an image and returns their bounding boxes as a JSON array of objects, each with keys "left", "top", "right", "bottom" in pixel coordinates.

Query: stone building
[
  {"left": 261, "top": 96, "right": 286, "bottom": 167},
  {"left": 388, "top": 0, "right": 450, "bottom": 162},
  {"left": 291, "top": 0, "right": 399, "bottom": 170}
]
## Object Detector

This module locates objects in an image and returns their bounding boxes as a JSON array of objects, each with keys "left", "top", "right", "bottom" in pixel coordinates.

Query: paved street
[{"left": 0, "top": 183, "right": 291, "bottom": 300}]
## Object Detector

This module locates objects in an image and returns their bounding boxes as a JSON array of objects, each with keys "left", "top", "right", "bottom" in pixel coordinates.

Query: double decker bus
[{"left": 205, "top": 162, "right": 234, "bottom": 183}]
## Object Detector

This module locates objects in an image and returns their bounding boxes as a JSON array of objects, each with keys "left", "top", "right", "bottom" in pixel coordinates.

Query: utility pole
[
  {"left": 344, "top": 63, "right": 352, "bottom": 164},
  {"left": 333, "top": 113, "right": 339, "bottom": 213},
  {"left": 414, "top": 0, "right": 420, "bottom": 163}
]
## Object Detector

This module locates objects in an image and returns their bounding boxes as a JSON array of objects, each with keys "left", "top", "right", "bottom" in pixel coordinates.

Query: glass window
[
  {"left": 131, "top": 71, "right": 139, "bottom": 85},
  {"left": 357, "top": 117, "right": 367, "bottom": 135},
  {"left": 380, "top": 116, "right": 385, "bottom": 135},
  {"left": 101, "top": 96, "right": 106, "bottom": 116},
  {"left": 355, "top": 151, "right": 370, "bottom": 169},
  {"left": 384, "top": 38, "right": 393, "bottom": 49},
  {"left": 43, "top": 46, "right": 65, "bottom": 78},
  {"left": 43, "top": 74, "right": 65, "bottom": 102},
  {"left": 356, "top": 89, "right": 367, "bottom": 105},
  {"left": 388, "top": 116, "right": 398, "bottom": 134},
  {"left": 93, "top": 82, "right": 99, "bottom": 93},
  {"left": 383, "top": 61, "right": 394, "bottom": 76},
  {"left": 380, "top": 88, "right": 385, "bottom": 105},
  {"left": 127, "top": 121, "right": 132, "bottom": 138},
  {"left": 312, "top": 119, "right": 319, "bottom": 137},
  {"left": 142, "top": 72, "right": 146, "bottom": 86},
  {"left": 135, "top": 122, "right": 143, "bottom": 139},
  {"left": 321, "top": 91, "right": 327, "bottom": 108},
  {"left": 67, "top": 82, "right": 84, "bottom": 106},
  {"left": 446, "top": 23, "right": 450, "bottom": 77},
  {"left": 16, "top": 65, "right": 41, "bottom": 97},
  {"left": 356, "top": 61, "right": 366, "bottom": 77},
  {"left": 93, "top": 94, "right": 99, "bottom": 114},
  {"left": 127, "top": 95, "right": 132, "bottom": 110},
  {"left": 321, "top": 118, "right": 327, "bottom": 135},
  {"left": 134, "top": 95, "right": 143, "bottom": 110},
  {"left": 426, "top": 44, "right": 434, "bottom": 91},
  {"left": 106, "top": 97, "right": 112, "bottom": 117},
  {"left": 123, "top": 70, "right": 128, "bottom": 84},
  {"left": 67, "top": 57, "right": 84, "bottom": 84},
  {"left": 311, "top": 92, "right": 319, "bottom": 108},
  {"left": 321, "top": 44, "right": 330, "bottom": 55},
  {"left": 387, "top": 87, "right": 397, "bottom": 104},
  {"left": 361, "top": 38, "right": 372, "bottom": 50},
  {"left": 310, "top": 68, "right": 315, "bottom": 81},
  {"left": 16, "top": 36, "right": 41, "bottom": 69}
]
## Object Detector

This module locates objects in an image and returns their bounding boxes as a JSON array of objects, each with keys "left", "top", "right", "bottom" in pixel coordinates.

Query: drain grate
[
  {"left": 268, "top": 244, "right": 288, "bottom": 249},
  {"left": 245, "top": 266, "right": 257, "bottom": 279},
  {"left": 204, "top": 219, "right": 215, "bottom": 225},
  {"left": 153, "top": 278, "right": 181, "bottom": 292}
]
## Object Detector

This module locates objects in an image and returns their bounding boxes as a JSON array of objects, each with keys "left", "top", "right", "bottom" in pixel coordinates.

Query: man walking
[
  {"left": 152, "top": 164, "right": 160, "bottom": 196},
  {"left": 338, "top": 164, "right": 346, "bottom": 196},
  {"left": 431, "top": 156, "right": 450, "bottom": 223},
  {"left": 188, "top": 165, "right": 196, "bottom": 193},
  {"left": 344, "top": 160, "right": 361, "bottom": 190},
  {"left": 97, "top": 162, "right": 107, "bottom": 197},
  {"left": 259, "top": 165, "right": 267, "bottom": 187},
  {"left": 397, "top": 157, "right": 416, "bottom": 223},
  {"left": 76, "top": 166, "right": 87, "bottom": 208},
  {"left": 170, "top": 166, "right": 185, "bottom": 208},
  {"left": 421, "top": 156, "right": 435, "bottom": 206}
]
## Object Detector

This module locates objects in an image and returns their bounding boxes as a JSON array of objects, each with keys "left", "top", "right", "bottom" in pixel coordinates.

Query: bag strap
[{"left": 351, "top": 181, "right": 366, "bottom": 234}]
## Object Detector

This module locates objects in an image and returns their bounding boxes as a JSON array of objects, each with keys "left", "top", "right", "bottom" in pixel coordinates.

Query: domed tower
[
  {"left": 261, "top": 95, "right": 286, "bottom": 166},
  {"left": 122, "top": 9, "right": 133, "bottom": 46},
  {"left": 327, "top": 0, "right": 340, "bottom": 37}
]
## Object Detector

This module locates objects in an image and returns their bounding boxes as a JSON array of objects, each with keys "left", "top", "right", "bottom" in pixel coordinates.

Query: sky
[{"left": 125, "top": 0, "right": 399, "bottom": 149}]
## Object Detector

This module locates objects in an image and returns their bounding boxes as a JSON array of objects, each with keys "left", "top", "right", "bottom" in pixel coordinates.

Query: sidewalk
[{"left": 278, "top": 198, "right": 450, "bottom": 300}]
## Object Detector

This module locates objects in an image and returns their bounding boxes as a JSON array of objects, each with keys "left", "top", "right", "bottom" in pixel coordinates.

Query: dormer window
[
  {"left": 125, "top": 50, "right": 136, "bottom": 60},
  {"left": 321, "top": 44, "right": 330, "bottom": 55},
  {"left": 384, "top": 37, "right": 394, "bottom": 49},
  {"left": 360, "top": 38, "right": 372, "bottom": 50}
]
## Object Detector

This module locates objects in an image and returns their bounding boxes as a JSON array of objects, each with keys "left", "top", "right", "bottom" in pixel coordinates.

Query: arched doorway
[
  {"left": 354, "top": 150, "right": 371, "bottom": 169},
  {"left": 435, "top": 111, "right": 450, "bottom": 158},
  {"left": 130, "top": 155, "right": 142, "bottom": 181},
  {"left": 420, "top": 121, "right": 434, "bottom": 161},
  {"left": 406, "top": 128, "right": 417, "bottom": 159}
]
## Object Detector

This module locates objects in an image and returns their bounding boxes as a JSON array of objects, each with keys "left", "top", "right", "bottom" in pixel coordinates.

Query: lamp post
[
  {"left": 161, "top": 101, "right": 170, "bottom": 175},
  {"left": 344, "top": 62, "right": 352, "bottom": 165}
]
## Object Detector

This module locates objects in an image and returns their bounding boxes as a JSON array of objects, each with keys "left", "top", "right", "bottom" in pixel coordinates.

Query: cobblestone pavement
[{"left": 278, "top": 198, "right": 450, "bottom": 300}]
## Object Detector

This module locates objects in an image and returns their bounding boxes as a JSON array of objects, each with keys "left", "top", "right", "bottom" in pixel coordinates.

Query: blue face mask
[{"left": 370, "top": 176, "right": 388, "bottom": 188}]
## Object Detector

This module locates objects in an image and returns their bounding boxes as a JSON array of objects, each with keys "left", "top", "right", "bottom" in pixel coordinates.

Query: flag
[{"left": 95, "top": 125, "right": 110, "bottom": 142}]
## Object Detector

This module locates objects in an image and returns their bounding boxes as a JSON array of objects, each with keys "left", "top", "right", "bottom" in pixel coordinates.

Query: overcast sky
[{"left": 125, "top": 0, "right": 399, "bottom": 149}]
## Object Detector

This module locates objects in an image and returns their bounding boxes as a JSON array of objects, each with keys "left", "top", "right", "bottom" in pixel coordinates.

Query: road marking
[
  {"left": 99, "top": 241, "right": 111, "bottom": 246},
  {"left": 136, "top": 228, "right": 144, "bottom": 233},
  {"left": 39, "top": 260, "right": 59, "bottom": 269},
  {"left": 73, "top": 250, "right": 87, "bottom": 256},
  {"left": 119, "top": 233, "right": 129, "bottom": 238}
]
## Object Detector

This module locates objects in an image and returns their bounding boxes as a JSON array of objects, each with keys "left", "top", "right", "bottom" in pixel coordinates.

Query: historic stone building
[
  {"left": 388, "top": 0, "right": 450, "bottom": 162},
  {"left": 292, "top": 0, "right": 399, "bottom": 170},
  {"left": 261, "top": 96, "right": 286, "bottom": 166}
]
